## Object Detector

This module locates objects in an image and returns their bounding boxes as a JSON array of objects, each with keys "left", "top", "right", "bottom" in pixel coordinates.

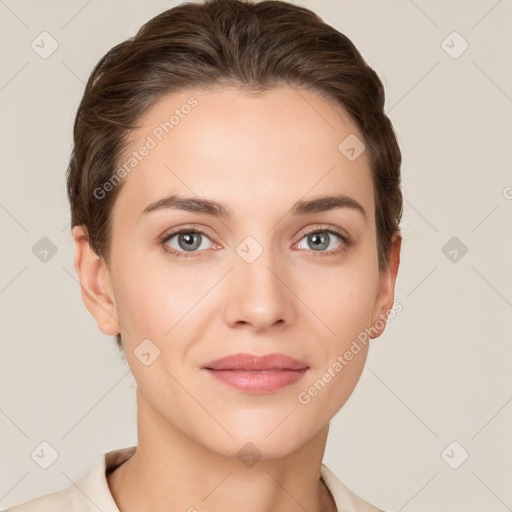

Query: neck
[{"left": 107, "top": 388, "right": 336, "bottom": 512}]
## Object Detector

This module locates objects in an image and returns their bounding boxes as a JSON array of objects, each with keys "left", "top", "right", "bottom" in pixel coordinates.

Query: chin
[
  {"left": 206, "top": 436, "right": 306, "bottom": 463},
  {"left": 195, "top": 417, "right": 319, "bottom": 462}
]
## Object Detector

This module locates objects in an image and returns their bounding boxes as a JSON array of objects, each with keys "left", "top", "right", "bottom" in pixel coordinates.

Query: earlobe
[
  {"left": 370, "top": 234, "right": 402, "bottom": 339},
  {"left": 71, "top": 225, "right": 120, "bottom": 336}
]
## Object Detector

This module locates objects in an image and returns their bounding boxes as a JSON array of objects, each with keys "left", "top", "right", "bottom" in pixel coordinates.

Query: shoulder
[
  {"left": 5, "top": 446, "right": 136, "bottom": 512},
  {"left": 6, "top": 489, "right": 71, "bottom": 512},
  {"left": 320, "top": 463, "right": 388, "bottom": 512}
]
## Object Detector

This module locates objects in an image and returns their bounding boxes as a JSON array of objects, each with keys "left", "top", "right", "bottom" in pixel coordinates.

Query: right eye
[{"left": 161, "top": 228, "right": 216, "bottom": 258}]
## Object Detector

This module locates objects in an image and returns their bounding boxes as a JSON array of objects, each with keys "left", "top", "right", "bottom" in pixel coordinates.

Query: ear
[
  {"left": 72, "top": 225, "right": 120, "bottom": 336},
  {"left": 369, "top": 234, "right": 402, "bottom": 339}
]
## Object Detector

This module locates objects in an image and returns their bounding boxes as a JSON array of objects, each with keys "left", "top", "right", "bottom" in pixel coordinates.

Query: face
[{"left": 75, "top": 85, "right": 400, "bottom": 459}]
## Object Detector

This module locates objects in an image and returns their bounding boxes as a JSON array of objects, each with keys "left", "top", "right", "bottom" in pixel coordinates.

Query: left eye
[{"left": 295, "top": 230, "right": 346, "bottom": 252}]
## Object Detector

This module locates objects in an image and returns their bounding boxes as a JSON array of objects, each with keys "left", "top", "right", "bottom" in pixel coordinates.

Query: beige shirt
[{"left": 7, "top": 446, "right": 385, "bottom": 512}]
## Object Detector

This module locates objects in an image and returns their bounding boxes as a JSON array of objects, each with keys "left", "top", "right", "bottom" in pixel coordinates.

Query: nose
[{"left": 223, "top": 240, "right": 296, "bottom": 332}]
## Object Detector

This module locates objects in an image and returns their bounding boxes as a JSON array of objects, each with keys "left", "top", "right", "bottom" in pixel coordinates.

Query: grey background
[{"left": 1, "top": 0, "right": 511, "bottom": 510}]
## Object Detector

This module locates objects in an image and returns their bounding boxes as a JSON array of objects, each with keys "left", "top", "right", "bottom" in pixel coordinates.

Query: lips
[
  {"left": 202, "top": 353, "right": 309, "bottom": 393},
  {"left": 202, "top": 352, "right": 309, "bottom": 371}
]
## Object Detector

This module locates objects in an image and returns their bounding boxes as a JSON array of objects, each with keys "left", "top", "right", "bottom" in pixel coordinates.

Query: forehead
[{"left": 111, "top": 85, "right": 374, "bottom": 227}]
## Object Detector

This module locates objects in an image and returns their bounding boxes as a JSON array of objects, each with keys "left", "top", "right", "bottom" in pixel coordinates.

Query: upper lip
[{"left": 203, "top": 353, "right": 309, "bottom": 371}]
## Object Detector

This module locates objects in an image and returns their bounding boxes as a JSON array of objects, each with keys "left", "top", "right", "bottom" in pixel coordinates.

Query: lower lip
[{"left": 203, "top": 369, "right": 308, "bottom": 393}]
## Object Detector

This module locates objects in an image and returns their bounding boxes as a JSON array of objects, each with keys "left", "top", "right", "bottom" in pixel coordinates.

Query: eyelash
[{"left": 159, "top": 225, "right": 352, "bottom": 259}]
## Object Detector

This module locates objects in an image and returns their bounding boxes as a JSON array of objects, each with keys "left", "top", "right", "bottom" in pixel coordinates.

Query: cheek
[
  {"left": 301, "top": 259, "right": 378, "bottom": 342},
  {"left": 109, "top": 246, "right": 169, "bottom": 343},
  {"left": 297, "top": 273, "right": 373, "bottom": 416},
  {"left": 112, "top": 251, "right": 217, "bottom": 345},
  {"left": 308, "top": 345, "right": 369, "bottom": 427},
  {"left": 294, "top": 264, "right": 376, "bottom": 415}
]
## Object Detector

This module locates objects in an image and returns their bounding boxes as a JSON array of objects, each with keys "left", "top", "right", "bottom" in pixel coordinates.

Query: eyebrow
[{"left": 139, "top": 193, "right": 367, "bottom": 222}]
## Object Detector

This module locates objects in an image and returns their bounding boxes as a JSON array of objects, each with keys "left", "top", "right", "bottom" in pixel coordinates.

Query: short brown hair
[{"left": 66, "top": 0, "right": 403, "bottom": 353}]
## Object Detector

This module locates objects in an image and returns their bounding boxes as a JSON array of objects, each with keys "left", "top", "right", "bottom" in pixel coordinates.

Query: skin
[{"left": 72, "top": 85, "right": 401, "bottom": 512}]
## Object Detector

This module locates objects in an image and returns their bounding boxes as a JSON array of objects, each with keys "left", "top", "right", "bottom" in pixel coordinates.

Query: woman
[{"left": 9, "top": 0, "right": 402, "bottom": 510}]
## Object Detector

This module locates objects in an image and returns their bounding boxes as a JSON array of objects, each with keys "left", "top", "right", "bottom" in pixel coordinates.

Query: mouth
[
  {"left": 202, "top": 368, "right": 309, "bottom": 393},
  {"left": 203, "top": 352, "right": 309, "bottom": 371},
  {"left": 202, "top": 353, "right": 309, "bottom": 393}
]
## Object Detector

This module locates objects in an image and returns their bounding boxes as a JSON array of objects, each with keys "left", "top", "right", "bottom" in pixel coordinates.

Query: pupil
[
  {"left": 181, "top": 233, "right": 200, "bottom": 251},
  {"left": 310, "top": 232, "right": 328, "bottom": 250}
]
